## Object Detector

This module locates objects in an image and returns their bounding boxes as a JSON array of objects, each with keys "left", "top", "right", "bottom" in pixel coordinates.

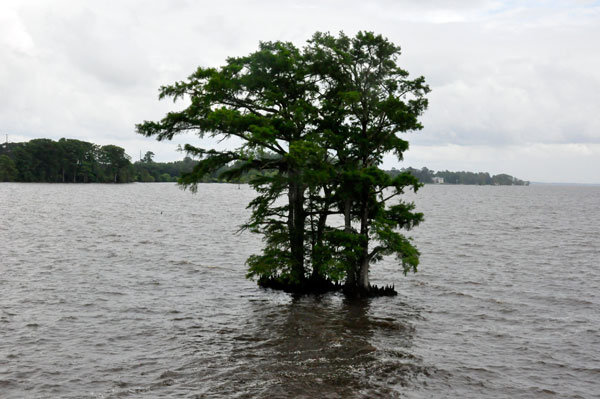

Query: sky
[{"left": 1, "top": 0, "right": 599, "bottom": 183}]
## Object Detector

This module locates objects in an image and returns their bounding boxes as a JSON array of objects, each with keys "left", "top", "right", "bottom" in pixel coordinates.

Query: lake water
[{"left": 0, "top": 183, "right": 598, "bottom": 398}]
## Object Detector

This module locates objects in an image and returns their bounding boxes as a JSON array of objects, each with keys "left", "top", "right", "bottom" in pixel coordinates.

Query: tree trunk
[
  {"left": 357, "top": 189, "right": 370, "bottom": 293},
  {"left": 344, "top": 197, "right": 352, "bottom": 232},
  {"left": 311, "top": 187, "right": 332, "bottom": 280},
  {"left": 358, "top": 254, "right": 370, "bottom": 291},
  {"left": 288, "top": 171, "right": 305, "bottom": 284},
  {"left": 343, "top": 197, "right": 359, "bottom": 293}
]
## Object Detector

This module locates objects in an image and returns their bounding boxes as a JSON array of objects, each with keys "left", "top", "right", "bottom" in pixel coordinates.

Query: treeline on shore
[
  {"left": 0, "top": 139, "right": 195, "bottom": 183},
  {"left": 393, "top": 167, "right": 529, "bottom": 186},
  {"left": 0, "top": 139, "right": 528, "bottom": 185}
]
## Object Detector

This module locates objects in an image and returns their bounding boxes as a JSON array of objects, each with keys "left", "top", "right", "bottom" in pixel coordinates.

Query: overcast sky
[{"left": 2, "top": 0, "right": 599, "bottom": 183}]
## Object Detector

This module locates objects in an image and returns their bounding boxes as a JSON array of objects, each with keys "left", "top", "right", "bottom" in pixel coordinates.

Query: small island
[{"left": 391, "top": 167, "right": 529, "bottom": 186}]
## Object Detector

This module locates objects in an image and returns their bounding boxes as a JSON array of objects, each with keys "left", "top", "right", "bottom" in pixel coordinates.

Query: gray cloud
[{"left": 1, "top": 0, "right": 599, "bottom": 183}]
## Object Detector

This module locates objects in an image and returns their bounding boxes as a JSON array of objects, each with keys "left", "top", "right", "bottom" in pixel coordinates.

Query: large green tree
[
  {"left": 137, "top": 40, "right": 320, "bottom": 285},
  {"left": 306, "top": 31, "right": 429, "bottom": 294},
  {"left": 137, "top": 31, "right": 429, "bottom": 296}
]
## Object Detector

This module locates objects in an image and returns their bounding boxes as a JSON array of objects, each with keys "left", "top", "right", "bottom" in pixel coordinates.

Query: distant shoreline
[
  {"left": 0, "top": 138, "right": 542, "bottom": 186},
  {"left": 529, "top": 181, "right": 600, "bottom": 187}
]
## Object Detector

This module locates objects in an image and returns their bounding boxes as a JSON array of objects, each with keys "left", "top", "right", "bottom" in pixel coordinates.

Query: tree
[
  {"left": 99, "top": 145, "right": 131, "bottom": 183},
  {"left": 137, "top": 39, "right": 319, "bottom": 285},
  {"left": 492, "top": 173, "right": 514, "bottom": 185},
  {"left": 0, "top": 155, "right": 17, "bottom": 181},
  {"left": 142, "top": 151, "right": 155, "bottom": 163},
  {"left": 20, "top": 139, "right": 62, "bottom": 182},
  {"left": 57, "top": 138, "right": 98, "bottom": 183},
  {"left": 305, "top": 31, "right": 428, "bottom": 294},
  {"left": 137, "top": 31, "right": 429, "bottom": 296}
]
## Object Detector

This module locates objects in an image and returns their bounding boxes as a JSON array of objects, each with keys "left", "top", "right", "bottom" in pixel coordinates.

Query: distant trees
[
  {"left": 0, "top": 155, "right": 17, "bottom": 182},
  {"left": 137, "top": 31, "right": 429, "bottom": 296},
  {"left": 98, "top": 145, "right": 132, "bottom": 183},
  {"left": 0, "top": 140, "right": 131, "bottom": 183},
  {"left": 0, "top": 140, "right": 206, "bottom": 183},
  {"left": 0, "top": 139, "right": 530, "bottom": 187},
  {"left": 0, "top": 139, "right": 206, "bottom": 183},
  {"left": 398, "top": 167, "right": 529, "bottom": 186},
  {"left": 57, "top": 138, "right": 98, "bottom": 183},
  {"left": 18, "top": 139, "right": 61, "bottom": 182},
  {"left": 133, "top": 156, "right": 196, "bottom": 182}
]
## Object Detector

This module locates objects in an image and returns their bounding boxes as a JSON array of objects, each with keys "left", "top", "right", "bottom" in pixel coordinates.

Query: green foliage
[
  {"left": 0, "top": 155, "right": 17, "bottom": 181},
  {"left": 98, "top": 145, "right": 132, "bottom": 183},
  {"left": 60, "top": 139, "right": 94, "bottom": 182},
  {"left": 137, "top": 31, "right": 430, "bottom": 295},
  {"left": 133, "top": 156, "right": 196, "bottom": 182},
  {"left": 137, "top": 37, "right": 320, "bottom": 284},
  {"left": 0, "top": 139, "right": 203, "bottom": 183},
  {"left": 0, "top": 139, "right": 132, "bottom": 183},
  {"left": 304, "top": 31, "right": 429, "bottom": 293}
]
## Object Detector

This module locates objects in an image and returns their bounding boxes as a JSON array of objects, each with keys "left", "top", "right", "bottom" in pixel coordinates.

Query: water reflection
[{"left": 205, "top": 292, "right": 423, "bottom": 398}]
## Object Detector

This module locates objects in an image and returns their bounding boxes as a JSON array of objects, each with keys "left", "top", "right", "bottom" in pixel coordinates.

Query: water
[{"left": 0, "top": 183, "right": 598, "bottom": 398}]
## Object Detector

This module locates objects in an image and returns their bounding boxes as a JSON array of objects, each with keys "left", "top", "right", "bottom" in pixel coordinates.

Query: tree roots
[{"left": 257, "top": 277, "right": 397, "bottom": 298}]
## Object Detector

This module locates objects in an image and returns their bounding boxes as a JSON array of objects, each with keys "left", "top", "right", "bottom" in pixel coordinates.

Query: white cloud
[{"left": 0, "top": 7, "right": 35, "bottom": 56}]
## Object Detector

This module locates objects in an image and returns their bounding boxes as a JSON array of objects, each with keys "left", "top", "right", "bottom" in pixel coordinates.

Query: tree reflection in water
[{"left": 218, "top": 293, "right": 426, "bottom": 398}]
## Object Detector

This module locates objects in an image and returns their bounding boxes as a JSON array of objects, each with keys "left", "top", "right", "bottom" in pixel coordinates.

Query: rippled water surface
[{"left": 1, "top": 183, "right": 599, "bottom": 398}]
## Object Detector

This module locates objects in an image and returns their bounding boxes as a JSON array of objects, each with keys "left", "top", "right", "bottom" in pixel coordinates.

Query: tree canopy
[
  {"left": 137, "top": 31, "right": 430, "bottom": 297},
  {"left": 0, "top": 139, "right": 196, "bottom": 183},
  {"left": 0, "top": 139, "right": 132, "bottom": 183}
]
